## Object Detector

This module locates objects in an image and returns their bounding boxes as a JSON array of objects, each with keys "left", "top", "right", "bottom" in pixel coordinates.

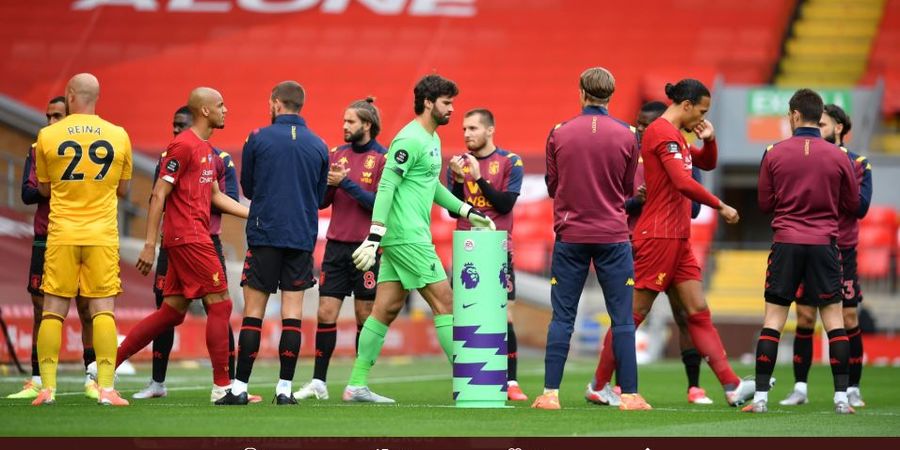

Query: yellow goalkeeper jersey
[{"left": 35, "top": 113, "right": 132, "bottom": 246}]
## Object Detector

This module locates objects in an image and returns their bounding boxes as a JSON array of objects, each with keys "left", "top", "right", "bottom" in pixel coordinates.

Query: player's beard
[
  {"left": 824, "top": 132, "right": 837, "bottom": 144},
  {"left": 465, "top": 138, "right": 486, "bottom": 152},
  {"left": 432, "top": 108, "right": 451, "bottom": 126},
  {"left": 344, "top": 128, "right": 366, "bottom": 144}
]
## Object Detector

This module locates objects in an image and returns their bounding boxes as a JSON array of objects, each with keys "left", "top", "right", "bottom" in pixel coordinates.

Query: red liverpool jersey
[
  {"left": 633, "top": 118, "right": 720, "bottom": 240},
  {"left": 158, "top": 129, "right": 216, "bottom": 248}
]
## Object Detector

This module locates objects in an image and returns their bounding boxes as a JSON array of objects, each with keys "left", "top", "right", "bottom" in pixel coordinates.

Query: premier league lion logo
[{"left": 460, "top": 262, "right": 480, "bottom": 289}]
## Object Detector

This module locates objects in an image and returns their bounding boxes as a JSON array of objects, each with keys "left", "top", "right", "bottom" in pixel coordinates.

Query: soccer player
[
  {"left": 116, "top": 87, "right": 249, "bottom": 402},
  {"left": 746, "top": 89, "right": 859, "bottom": 414},
  {"left": 131, "top": 106, "right": 258, "bottom": 403},
  {"left": 604, "top": 100, "right": 714, "bottom": 405},
  {"left": 343, "top": 74, "right": 495, "bottom": 403},
  {"left": 588, "top": 79, "right": 756, "bottom": 407},
  {"left": 779, "top": 103, "right": 872, "bottom": 408},
  {"left": 294, "top": 97, "right": 387, "bottom": 401},
  {"left": 445, "top": 108, "right": 528, "bottom": 401},
  {"left": 32, "top": 73, "right": 132, "bottom": 406},
  {"left": 7, "top": 96, "right": 99, "bottom": 401},
  {"left": 534, "top": 67, "right": 646, "bottom": 410},
  {"left": 217, "top": 81, "right": 329, "bottom": 405}
]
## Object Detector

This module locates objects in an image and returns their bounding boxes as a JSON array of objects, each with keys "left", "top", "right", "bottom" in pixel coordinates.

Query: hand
[
  {"left": 352, "top": 224, "right": 386, "bottom": 271},
  {"left": 328, "top": 163, "right": 350, "bottom": 187},
  {"left": 448, "top": 155, "right": 466, "bottom": 182},
  {"left": 464, "top": 154, "right": 481, "bottom": 180},
  {"left": 635, "top": 184, "right": 647, "bottom": 204},
  {"left": 693, "top": 119, "right": 715, "bottom": 141},
  {"left": 136, "top": 242, "right": 156, "bottom": 276},
  {"left": 459, "top": 203, "right": 496, "bottom": 230},
  {"left": 718, "top": 202, "right": 739, "bottom": 224}
]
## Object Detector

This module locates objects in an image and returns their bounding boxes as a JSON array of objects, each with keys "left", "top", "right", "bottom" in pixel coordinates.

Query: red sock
[
  {"left": 116, "top": 303, "right": 184, "bottom": 367},
  {"left": 593, "top": 312, "right": 645, "bottom": 388},
  {"left": 205, "top": 300, "right": 233, "bottom": 387},
  {"left": 686, "top": 309, "right": 741, "bottom": 388}
]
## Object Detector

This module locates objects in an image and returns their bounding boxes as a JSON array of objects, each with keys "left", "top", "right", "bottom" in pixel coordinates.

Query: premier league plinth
[{"left": 452, "top": 229, "right": 509, "bottom": 408}]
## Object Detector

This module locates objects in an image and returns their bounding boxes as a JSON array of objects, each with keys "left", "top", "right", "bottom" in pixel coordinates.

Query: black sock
[
  {"left": 847, "top": 327, "right": 863, "bottom": 387},
  {"left": 755, "top": 328, "right": 780, "bottom": 392},
  {"left": 31, "top": 340, "right": 39, "bottom": 378},
  {"left": 828, "top": 328, "right": 850, "bottom": 393},
  {"left": 793, "top": 326, "right": 814, "bottom": 383},
  {"left": 681, "top": 348, "right": 701, "bottom": 389},
  {"left": 227, "top": 323, "right": 236, "bottom": 381},
  {"left": 313, "top": 322, "right": 336, "bottom": 382},
  {"left": 279, "top": 319, "right": 302, "bottom": 381},
  {"left": 82, "top": 347, "right": 96, "bottom": 370},
  {"left": 151, "top": 328, "right": 174, "bottom": 383},
  {"left": 151, "top": 291, "right": 173, "bottom": 383},
  {"left": 356, "top": 324, "right": 363, "bottom": 354},
  {"left": 507, "top": 322, "right": 518, "bottom": 382},
  {"left": 235, "top": 317, "right": 263, "bottom": 384}
]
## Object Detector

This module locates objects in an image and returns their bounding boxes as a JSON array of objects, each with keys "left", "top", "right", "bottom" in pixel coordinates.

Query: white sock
[
  {"left": 32, "top": 375, "right": 42, "bottom": 386},
  {"left": 507, "top": 380, "right": 518, "bottom": 387},
  {"left": 276, "top": 379, "right": 292, "bottom": 396},
  {"left": 848, "top": 386, "right": 859, "bottom": 394},
  {"left": 543, "top": 388, "right": 559, "bottom": 396},
  {"left": 834, "top": 391, "right": 848, "bottom": 404},
  {"left": 312, "top": 378, "right": 325, "bottom": 385},
  {"left": 231, "top": 379, "right": 248, "bottom": 395},
  {"left": 794, "top": 381, "right": 808, "bottom": 395},
  {"left": 753, "top": 391, "right": 768, "bottom": 403}
]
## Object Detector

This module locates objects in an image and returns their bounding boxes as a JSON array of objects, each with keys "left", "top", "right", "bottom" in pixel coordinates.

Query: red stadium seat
[
  {"left": 858, "top": 247, "right": 892, "bottom": 279},
  {"left": 861, "top": 206, "right": 898, "bottom": 228},
  {"left": 858, "top": 226, "right": 896, "bottom": 248},
  {"left": 513, "top": 241, "right": 549, "bottom": 274}
]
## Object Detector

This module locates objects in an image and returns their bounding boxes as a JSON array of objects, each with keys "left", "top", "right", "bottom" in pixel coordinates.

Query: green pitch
[{"left": 1, "top": 357, "right": 898, "bottom": 436}]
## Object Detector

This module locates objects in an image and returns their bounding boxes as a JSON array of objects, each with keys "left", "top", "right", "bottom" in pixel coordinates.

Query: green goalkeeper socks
[
  {"left": 348, "top": 317, "right": 389, "bottom": 386},
  {"left": 434, "top": 314, "right": 454, "bottom": 362}
]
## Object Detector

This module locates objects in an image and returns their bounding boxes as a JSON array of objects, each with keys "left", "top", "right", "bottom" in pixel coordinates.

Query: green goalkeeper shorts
[{"left": 378, "top": 243, "right": 446, "bottom": 290}]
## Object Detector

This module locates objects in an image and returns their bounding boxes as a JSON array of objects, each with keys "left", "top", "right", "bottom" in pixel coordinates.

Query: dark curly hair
[{"left": 413, "top": 74, "right": 458, "bottom": 115}]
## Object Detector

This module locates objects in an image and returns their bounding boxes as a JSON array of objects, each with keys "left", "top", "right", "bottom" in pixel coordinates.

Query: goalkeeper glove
[
  {"left": 459, "top": 203, "right": 496, "bottom": 230},
  {"left": 352, "top": 224, "right": 386, "bottom": 271}
]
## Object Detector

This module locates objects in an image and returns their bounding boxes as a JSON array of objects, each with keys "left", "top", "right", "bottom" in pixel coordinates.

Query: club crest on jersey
[
  {"left": 165, "top": 159, "right": 179, "bottom": 173},
  {"left": 364, "top": 155, "right": 376, "bottom": 169},
  {"left": 395, "top": 150, "right": 409, "bottom": 164},
  {"left": 668, "top": 143, "right": 680, "bottom": 153},
  {"left": 489, "top": 161, "right": 500, "bottom": 175}
]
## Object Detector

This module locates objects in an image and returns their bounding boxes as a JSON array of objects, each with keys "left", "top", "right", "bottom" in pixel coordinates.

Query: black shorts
[
  {"left": 154, "top": 235, "right": 226, "bottom": 298},
  {"left": 27, "top": 236, "right": 47, "bottom": 296},
  {"left": 766, "top": 242, "right": 842, "bottom": 307},
  {"left": 798, "top": 247, "right": 862, "bottom": 308},
  {"left": 241, "top": 245, "right": 315, "bottom": 294},
  {"left": 319, "top": 240, "right": 379, "bottom": 301}
]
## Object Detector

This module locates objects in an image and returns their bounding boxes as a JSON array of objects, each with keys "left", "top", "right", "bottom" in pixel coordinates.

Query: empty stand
[{"left": 0, "top": 1, "right": 795, "bottom": 158}]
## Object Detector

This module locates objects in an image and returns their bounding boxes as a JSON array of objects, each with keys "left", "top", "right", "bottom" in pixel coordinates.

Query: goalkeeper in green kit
[{"left": 343, "top": 74, "right": 496, "bottom": 403}]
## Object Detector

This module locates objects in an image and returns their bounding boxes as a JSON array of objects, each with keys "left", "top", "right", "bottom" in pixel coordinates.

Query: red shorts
[
  {"left": 163, "top": 242, "right": 228, "bottom": 299},
  {"left": 633, "top": 238, "right": 702, "bottom": 292}
]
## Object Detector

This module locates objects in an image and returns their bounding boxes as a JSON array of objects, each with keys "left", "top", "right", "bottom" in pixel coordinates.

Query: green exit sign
[{"left": 748, "top": 88, "right": 852, "bottom": 116}]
